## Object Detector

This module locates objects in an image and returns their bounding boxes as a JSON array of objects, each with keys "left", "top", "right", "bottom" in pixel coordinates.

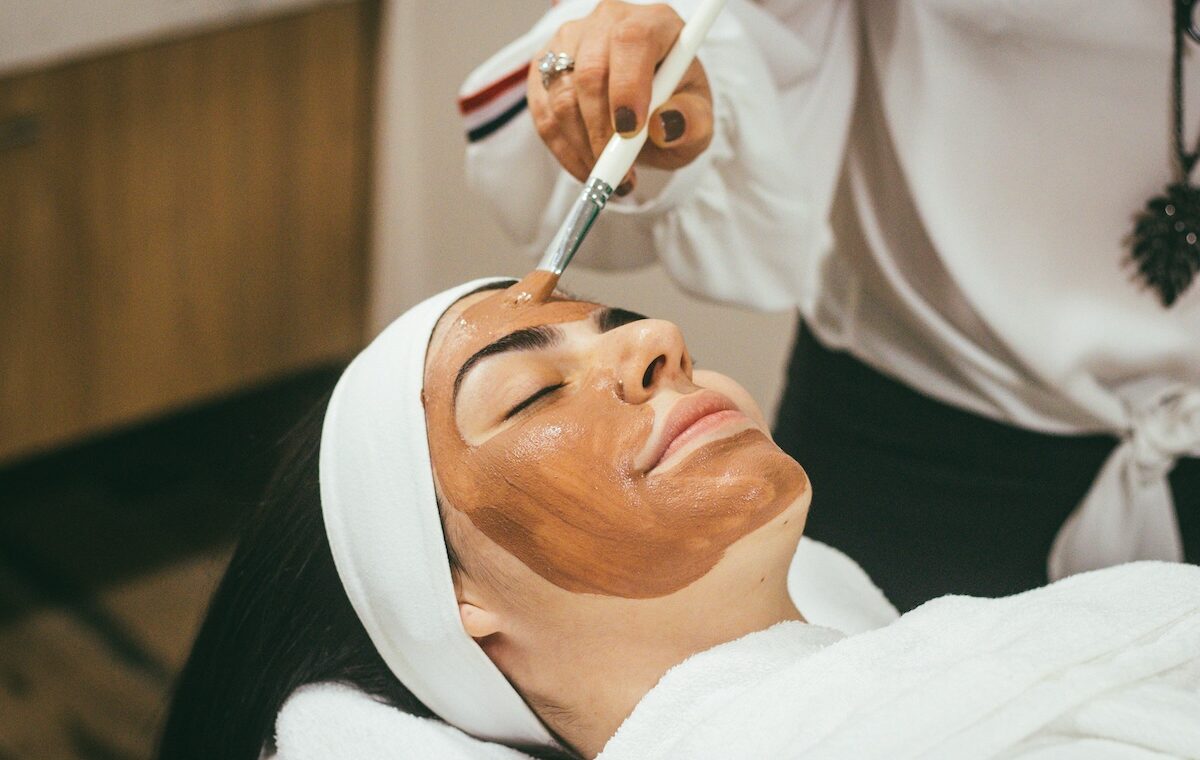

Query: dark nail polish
[
  {"left": 660, "top": 110, "right": 685, "bottom": 142},
  {"left": 616, "top": 181, "right": 634, "bottom": 197},
  {"left": 614, "top": 106, "right": 637, "bottom": 133}
]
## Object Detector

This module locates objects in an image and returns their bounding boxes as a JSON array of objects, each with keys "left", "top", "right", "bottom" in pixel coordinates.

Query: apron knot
[
  {"left": 1048, "top": 383, "right": 1200, "bottom": 580},
  {"left": 1129, "top": 385, "right": 1200, "bottom": 482}
]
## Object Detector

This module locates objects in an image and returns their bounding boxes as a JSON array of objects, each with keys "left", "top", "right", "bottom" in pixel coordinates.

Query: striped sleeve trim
[{"left": 459, "top": 64, "right": 530, "bottom": 143}]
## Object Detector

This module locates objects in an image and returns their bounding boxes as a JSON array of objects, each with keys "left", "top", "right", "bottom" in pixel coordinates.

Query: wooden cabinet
[{"left": 0, "top": 2, "right": 376, "bottom": 463}]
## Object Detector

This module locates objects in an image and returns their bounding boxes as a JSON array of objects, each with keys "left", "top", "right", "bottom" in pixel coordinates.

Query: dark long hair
[
  {"left": 157, "top": 393, "right": 575, "bottom": 760},
  {"left": 159, "top": 278, "right": 577, "bottom": 759},
  {"left": 156, "top": 396, "right": 434, "bottom": 759}
]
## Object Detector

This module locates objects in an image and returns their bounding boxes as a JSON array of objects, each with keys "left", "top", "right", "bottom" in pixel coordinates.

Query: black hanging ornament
[
  {"left": 1132, "top": 183, "right": 1200, "bottom": 305},
  {"left": 1129, "top": 0, "right": 1200, "bottom": 306}
]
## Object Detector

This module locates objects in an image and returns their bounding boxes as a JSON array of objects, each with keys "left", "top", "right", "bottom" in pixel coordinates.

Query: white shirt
[{"left": 459, "top": 0, "right": 1200, "bottom": 577}]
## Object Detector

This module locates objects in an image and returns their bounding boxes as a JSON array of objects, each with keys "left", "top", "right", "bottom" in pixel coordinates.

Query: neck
[
  {"left": 524, "top": 556, "right": 803, "bottom": 758},
  {"left": 474, "top": 499, "right": 811, "bottom": 758}
]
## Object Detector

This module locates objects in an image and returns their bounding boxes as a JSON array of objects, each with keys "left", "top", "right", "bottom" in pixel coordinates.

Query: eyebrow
[
  {"left": 453, "top": 325, "right": 563, "bottom": 401},
  {"left": 595, "top": 306, "right": 649, "bottom": 332},
  {"left": 450, "top": 305, "right": 651, "bottom": 404}
]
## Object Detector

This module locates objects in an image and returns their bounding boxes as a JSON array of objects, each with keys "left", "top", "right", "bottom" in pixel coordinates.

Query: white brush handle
[{"left": 589, "top": 0, "right": 726, "bottom": 189}]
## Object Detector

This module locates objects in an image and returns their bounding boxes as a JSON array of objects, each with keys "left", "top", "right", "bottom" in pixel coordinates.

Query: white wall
[{"left": 370, "top": 0, "right": 796, "bottom": 416}]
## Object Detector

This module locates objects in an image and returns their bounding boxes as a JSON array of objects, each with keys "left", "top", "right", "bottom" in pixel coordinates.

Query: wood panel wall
[{"left": 0, "top": 2, "right": 376, "bottom": 464}]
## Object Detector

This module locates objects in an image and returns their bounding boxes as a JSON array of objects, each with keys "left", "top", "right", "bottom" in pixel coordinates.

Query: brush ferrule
[{"left": 537, "top": 177, "right": 614, "bottom": 275}]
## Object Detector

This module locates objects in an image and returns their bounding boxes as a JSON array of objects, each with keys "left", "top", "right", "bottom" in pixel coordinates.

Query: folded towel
[
  {"left": 598, "top": 561, "right": 1200, "bottom": 760},
  {"left": 269, "top": 536, "right": 893, "bottom": 758},
  {"left": 272, "top": 559, "right": 1198, "bottom": 760},
  {"left": 272, "top": 682, "right": 533, "bottom": 760}
]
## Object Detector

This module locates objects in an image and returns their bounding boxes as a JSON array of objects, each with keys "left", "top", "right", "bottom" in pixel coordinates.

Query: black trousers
[{"left": 773, "top": 322, "right": 1200, "bottom": 613}]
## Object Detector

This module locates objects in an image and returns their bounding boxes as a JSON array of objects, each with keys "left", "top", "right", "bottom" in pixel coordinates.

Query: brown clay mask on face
[
  {"left": 424, "top": 272, "right": 808, "bottom": 599},
  {"left": 501, "top": 269, "right": 558, "bottom": 308}
]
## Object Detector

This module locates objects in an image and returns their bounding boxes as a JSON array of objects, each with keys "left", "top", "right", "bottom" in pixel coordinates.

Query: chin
[
  {"left": 783, "top": 471, "right": 812, "bottom": 525},
  {"left": 764, "top": 475, "right": 812, "bottom": 556},
  {"left": 746, "top": 429, "right": 809, "bottom": 488},
  {"left": 706, "top": 432, "right": 810, "bottom": 520},
  {"left": 759, "top": 443, "right": 811, "bottom": 534}
]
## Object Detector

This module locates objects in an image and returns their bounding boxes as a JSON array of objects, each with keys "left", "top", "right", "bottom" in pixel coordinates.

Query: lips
[{"left": 642, "top": 390, "right": 747, "bottom": 472}]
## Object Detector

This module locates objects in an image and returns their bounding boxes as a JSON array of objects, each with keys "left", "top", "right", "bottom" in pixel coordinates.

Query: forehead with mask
[{"left": 422, "top": 278, "right": 809, "bottom": 600}]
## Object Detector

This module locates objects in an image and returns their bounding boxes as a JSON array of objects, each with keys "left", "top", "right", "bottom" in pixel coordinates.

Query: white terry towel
[
  {"left": 269, "top": 536, "right": 894, "bottom": 759},
  {"left": 598, "top": 561, "right": 1200, "bottom": 760},
  {"left": 273, "top": 682, "right": 534, "bottom": 760},
  {"left": 272, "top": 561, "right": 1200, "bottom": 759},
  {"left": 272, "top": 562, "right": 1198, "bottom": 759}
]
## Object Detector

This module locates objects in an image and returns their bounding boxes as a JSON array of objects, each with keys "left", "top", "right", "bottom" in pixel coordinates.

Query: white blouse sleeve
[{"left": 460, "top": 0, "right": 858, "bottom": 311}]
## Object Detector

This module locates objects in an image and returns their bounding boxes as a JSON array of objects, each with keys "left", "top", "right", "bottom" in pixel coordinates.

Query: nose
[{"left": 603, "top": 319, "right": 691, "bottom": 403}]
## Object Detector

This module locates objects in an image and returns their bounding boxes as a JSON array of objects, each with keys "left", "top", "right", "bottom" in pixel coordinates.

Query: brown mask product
[
  {"left": 423, "top": 272, "right": 808, "bottom": 599},
  {"left": 501, "top": 269, "right": 558, "bottom": 307}
]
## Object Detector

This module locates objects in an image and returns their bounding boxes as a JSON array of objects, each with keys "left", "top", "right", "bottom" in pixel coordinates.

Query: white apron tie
[{"left": 1048, "top": 384, "right": 1200, "bottom": 580}]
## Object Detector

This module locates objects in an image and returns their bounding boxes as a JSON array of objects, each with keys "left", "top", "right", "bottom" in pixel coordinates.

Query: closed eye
[{"left": 504, "top": 383, "right": 566, "bottom": 420}]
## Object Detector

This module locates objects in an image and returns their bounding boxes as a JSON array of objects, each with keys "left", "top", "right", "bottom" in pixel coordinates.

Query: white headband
[{"left": 318, "top": 277, "right": 554, "bottom": 746}]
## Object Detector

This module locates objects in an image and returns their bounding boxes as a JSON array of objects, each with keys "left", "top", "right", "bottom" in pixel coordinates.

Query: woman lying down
[{"left": 158, "top": 275, "right": 1200, "bottom": 760}]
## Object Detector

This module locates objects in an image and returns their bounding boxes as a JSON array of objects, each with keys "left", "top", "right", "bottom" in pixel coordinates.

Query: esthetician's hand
[{"left": 528, "top": 0, "right": 714, "bottom": 195}]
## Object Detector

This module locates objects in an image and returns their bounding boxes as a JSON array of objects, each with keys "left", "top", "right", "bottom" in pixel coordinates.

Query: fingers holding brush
[
  {"left": 570, "top": 27, "right": 645, "bottom": 193},
  {"left": 605, "top": 3, "right": 687, "bottom": 138},
  {"left": 641, "top": 78, "right": 713, "bottom": 170},
  {"left": 572, "top": 27, "right": 614, "bottom": 163},
  {"left": 527, "top": 1, "right": 715, "bottom": 191},
  {"left": 528, "top": 21, "right": 592, "bottom": 181}
]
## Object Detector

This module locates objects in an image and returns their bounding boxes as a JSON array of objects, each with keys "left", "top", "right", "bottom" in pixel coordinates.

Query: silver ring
[{"left": 538, "top": 50, "right": 575, "bottom": 90}]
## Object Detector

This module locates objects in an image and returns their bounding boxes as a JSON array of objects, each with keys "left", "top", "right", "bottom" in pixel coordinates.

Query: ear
[{"left": 458, "top": 601, "right": 502, "bottom": 639}]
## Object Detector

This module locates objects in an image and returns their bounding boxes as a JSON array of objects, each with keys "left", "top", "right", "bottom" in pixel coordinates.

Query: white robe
[
  {"left": 597, "top": 562, "right": 1200, "bottom": 759},
  {"left": 270, "top": 559, "right": 1200, "bottom": 759}
]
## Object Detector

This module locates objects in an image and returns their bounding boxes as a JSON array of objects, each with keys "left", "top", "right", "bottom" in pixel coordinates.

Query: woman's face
[{"left": 424, "top": 278, "right": 808, "bottom": 599}]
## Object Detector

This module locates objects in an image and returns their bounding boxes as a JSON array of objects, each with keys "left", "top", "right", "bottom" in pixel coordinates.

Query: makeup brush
[{"left": 534, "top": 0, "right": 728, "bottom": 285}]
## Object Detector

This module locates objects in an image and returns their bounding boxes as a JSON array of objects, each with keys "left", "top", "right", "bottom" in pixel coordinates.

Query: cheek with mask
[{"left": 425, "top": 282, "right": 808, "bottom": 599}]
